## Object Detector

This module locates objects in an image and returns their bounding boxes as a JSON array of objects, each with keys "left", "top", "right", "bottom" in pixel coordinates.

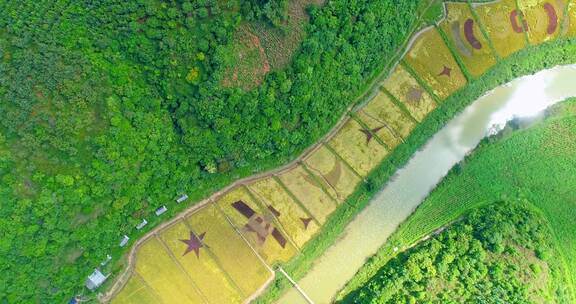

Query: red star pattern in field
[
  {"left": 180, "top": 231, "right": 206, "bottom": 258},
  {"left": 438, "top": 66, "right": 452, "bottom": 77}
]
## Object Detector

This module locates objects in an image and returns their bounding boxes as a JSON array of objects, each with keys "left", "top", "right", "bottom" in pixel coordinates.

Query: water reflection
[{"left": 277, "top": 65, "right": 576, "bottom": 304}]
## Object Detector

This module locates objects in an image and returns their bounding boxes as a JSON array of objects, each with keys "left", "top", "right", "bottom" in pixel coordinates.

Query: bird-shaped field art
[{"left": 359, "top": 126, "right": 385, "bottom": 144}]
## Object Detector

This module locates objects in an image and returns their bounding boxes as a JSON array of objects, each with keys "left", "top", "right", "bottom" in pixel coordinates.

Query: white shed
[
  {"left": 136, "top": 219, "right": 148, "bottom": 230},
  {"left": 155, "top": 206, "right": 168, "bottom": 216},
  {"left": 85, "top": 269, "right": 108, "bottom": 291},
  {"left": 176, "top": 194, "right": 189, "bottom": 203},
  {"left": 119, "top": 235, "right": 129, "bottom": 247}
]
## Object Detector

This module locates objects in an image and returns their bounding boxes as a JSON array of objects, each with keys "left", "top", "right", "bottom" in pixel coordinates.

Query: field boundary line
[
  {"left": 154, "top": 234, "right": 210, "bottom": 304},
  {"left": 179, "top": 218, "right": 248, "bottom": 298}
]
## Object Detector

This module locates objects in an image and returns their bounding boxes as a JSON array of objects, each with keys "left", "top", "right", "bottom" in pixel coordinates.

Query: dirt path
[{"left": 99, "top": 2, "right": 440, "bottom": 302}]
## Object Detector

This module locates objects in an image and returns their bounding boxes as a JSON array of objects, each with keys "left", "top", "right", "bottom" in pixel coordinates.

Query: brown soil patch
[
  {"left": 223, "top": 0, "right": 325, "bottom": 90},
  {"left": 222, "top": 27, "right": 271, "bottom": 90}
]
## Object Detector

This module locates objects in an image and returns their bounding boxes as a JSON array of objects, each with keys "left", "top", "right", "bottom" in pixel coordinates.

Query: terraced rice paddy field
[
  {"left": 110, "top": 1, "right": 576, "bottom": 303},
  {"left": 567, "top": 1, "right": 576, "bottom": 36},
  {"left": 247, "top": 177, "right": 320, "bottom": 248},
  {"left": 275, "top": 165, "right": 338, "bottom": 223},
  {"left": 326, "top": 118, "right": 389, "bottom": 177},
  {"left": 472, "top": 0, "right": 527, "bottom": 57},
  {"left": 439, "top": 2, "right": 497, "bottom": 77},
  {"left": 359, "top": 91, "right": 416, "bottom": 139},
  {"left": 403, "top": 27, "right": 467, "bottom": 99},
  {"left": 382, "top": 65, "right": 437, "bottom": 122},
  {"left": 302, "top": 146, "right": 362, "bottom": 202},
  {"left": 521, "top": 0, "right": 566, "bottom": 44}
]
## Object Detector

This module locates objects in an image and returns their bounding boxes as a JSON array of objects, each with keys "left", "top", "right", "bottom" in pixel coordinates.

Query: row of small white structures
[{"left": 85, "top": 194, "right": 190, "bottom": 292}]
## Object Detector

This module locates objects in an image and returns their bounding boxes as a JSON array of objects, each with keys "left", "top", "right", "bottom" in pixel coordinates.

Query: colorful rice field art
[
  {"left": 439, "top": 2, "right": 497, "bottom": 77},
  {"left": 518, "top": 0, "right": 567, "bottom": 44},
  {"left": 216, "top": 187, "right": 298, "bottom": 264},
  {"left": 403, "top": 27, "right": 467, "bottom": 100},
  {"left": 353, "top": 112, "right": 402, "bottom": 150},
  {"left": 247, "top": 177, "right": 320, "bottom": 248},
  {"left": 185, "top": 204, "right": 271, "bottom": 297},
  {"left": 472, "top": 0, "right": 528, "bottom": 58},
  {"left": 326, "top": 118, "right": 389, "bottom": 177},
  {"left": 158, "top": 221, "right": 244, "bottom": 304},
  {"left": 113, "top": 203, "right": 272, "bottom": 304},
  {"left": 359, "top": 90, "right": 416, "bottom": 139},
  {"left": 303, "top": 145, "right": 362, "bottom": 202},
  {"left": 383, "top": 64, "right": 437, "bottom": 122},
  {"left": 276, "top": 165, "right": 339, "bottom": 223}
]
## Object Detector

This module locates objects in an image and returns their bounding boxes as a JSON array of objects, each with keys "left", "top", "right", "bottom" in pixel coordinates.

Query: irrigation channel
[{"left": 276, "top": 64, "right": 576, "bottom": 304}]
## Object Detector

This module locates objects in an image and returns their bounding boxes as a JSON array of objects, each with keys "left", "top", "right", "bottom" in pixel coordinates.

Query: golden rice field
[
  {"left": 112, "top": 275, "right": 159, "bottom": 304},
  {"left": 439, "top": 2, "right": 497, "bottom": 77},
  {"left": 159, "top": 221, "right": 243, "bottom": 304},
  {"left": 111, "top": 1, "right": 563, "bottom": 302},
  {"left": 134, "top": 238, "right": 205, "bottom": 304},
  {"left": 327, "top": 118, "right": 389, "bottom": 177},
  {"left": 404, "top": 27, "right": 467, "bottom": 99},
  {"left": 303, "top": 145, "right": 362, "bottom": 202},
  {"left": 566, "top": 0, "right": 576, "bottom": 37},
  {"left": 360, "top": 91, "right": 416, "bottom": 139},
  {"left": 276, "top": 165, "right": 338, "bottom": 223},
  {"left": 185, "top": 204, "right": 271, "bottom": 296},
  {"left": 473, "top": 0, "right": 527, "bottom": 58},
  {"left": 247, "top": 177, "right": 320, "bottom": 248},
  {"left": 354, "top": 111, "right": 402, "bottom": 149},
  {"left": 216, "top": 187, "right": 298, "bottom": 264},
  {"left": 520, "top": 0, "right": 566, "bottom": 44},
  {"left": 301, "top": 163, "right": 340, "bottom": 201},
  {"left": 383, "top": 65, "right": 437, "bottom": 122}
]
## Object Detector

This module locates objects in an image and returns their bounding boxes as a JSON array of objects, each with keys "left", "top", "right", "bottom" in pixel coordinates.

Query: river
[{"left": 276, "top": 64, "right": 576, "bottom": 304}]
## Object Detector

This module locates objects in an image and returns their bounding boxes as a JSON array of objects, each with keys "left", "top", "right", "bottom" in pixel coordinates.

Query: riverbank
[{"left": 339, "top": 99, "right": 576, "bottom": 302}]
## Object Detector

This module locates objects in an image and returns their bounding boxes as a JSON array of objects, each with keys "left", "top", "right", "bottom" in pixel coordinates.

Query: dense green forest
[
  {"left": 340, "top": 99, "right": 576, "bottom": 302},
  {"left": 0, "top": 0, "right": 425, "bottom": 302},
  {"left": 341, "top": 202, "right": 568, "bottom": 304}
]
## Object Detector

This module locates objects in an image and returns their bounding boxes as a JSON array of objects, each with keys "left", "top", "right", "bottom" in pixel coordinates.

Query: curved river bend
[{"left": 277, "top": 64, "right": 576, "bottom": 304}]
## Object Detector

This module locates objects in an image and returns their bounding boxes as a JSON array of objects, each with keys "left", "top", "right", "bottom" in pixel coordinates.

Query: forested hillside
[
  {"left": 342, "top": 203, "right": 569, "bottom": 303},
  {"left": 0, "top": 0, "right": 423, "bottom": 301}
]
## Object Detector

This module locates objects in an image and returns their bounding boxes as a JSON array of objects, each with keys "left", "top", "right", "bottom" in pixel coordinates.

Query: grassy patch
[{"left": 225, "top": 0, "right": 325, "bottom": 90}]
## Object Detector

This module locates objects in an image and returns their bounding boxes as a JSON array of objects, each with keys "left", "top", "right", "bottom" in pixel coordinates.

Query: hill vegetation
[
  {"left": 342, "top": 202, "right": 568, "bottom": 303},
  {"left": 0, "top": 0, "right": 428, "bottom": 302}
]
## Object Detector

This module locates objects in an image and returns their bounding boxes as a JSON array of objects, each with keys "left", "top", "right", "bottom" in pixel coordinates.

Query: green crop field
[{"left": 340, "top": 99, "right": 576, "bottom": 302}]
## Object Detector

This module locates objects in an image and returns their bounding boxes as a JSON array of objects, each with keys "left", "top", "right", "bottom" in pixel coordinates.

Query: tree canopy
[{"left": 0, "top": 0, "right": 422, "bottom": 301}]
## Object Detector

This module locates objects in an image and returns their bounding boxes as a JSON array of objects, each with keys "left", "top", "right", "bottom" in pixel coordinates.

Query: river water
[{"left": 276, "top": 64, "right": 576, "bottom": 304}]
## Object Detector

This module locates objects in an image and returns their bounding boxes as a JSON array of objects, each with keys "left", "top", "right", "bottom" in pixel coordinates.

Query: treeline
[
  {"left": 341, "top": 203, "right": 566, "bottom": 303},
  {"left": 0, "top": 0, "right": 422, "bottom": 302}
]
